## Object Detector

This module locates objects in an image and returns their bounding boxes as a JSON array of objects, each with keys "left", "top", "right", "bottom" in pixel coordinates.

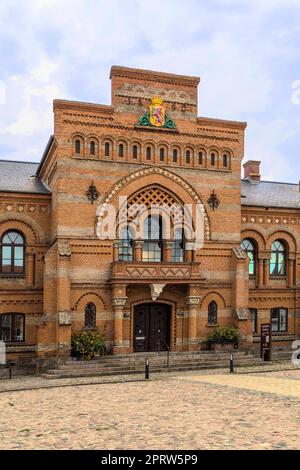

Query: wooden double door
[{"left": 133, "top": 303, "right": 171, "bottom": 352}]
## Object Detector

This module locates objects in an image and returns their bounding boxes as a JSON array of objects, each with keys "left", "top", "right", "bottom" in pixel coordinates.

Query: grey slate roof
[
  {"left": 0, "top": 160, "right": 50, "bottom": 194},
  {"left": 241, "top": 179, "right": 300, "bottom": 209}
]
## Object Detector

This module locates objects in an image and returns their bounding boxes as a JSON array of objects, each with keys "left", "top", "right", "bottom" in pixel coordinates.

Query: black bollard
[
  {"left": 145, "top": 357, "right": 150, "bottom": 380},
  {"left": 230, "top": 353, "right": 234, "bottom": 373}
]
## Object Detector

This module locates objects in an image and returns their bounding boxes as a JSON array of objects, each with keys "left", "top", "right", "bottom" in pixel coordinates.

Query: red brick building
[{"left": 0, "top": 66, "right": 299, "bottom": 370}]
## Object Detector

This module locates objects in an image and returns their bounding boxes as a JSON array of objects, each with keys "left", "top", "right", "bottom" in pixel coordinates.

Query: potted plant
[
  {"left": 208, "top": 326, "right": 239, "bottom": 351},
  {"left": 71, "top": 330, "right": 106, "bottom": 360}
]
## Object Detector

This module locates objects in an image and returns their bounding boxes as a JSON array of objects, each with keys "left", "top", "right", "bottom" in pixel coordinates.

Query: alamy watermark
[
  {"left": 291, "top": 340, "right": 300, "bottom": 365},
  {"left": 0, "top": 340, "right": 5, "bottom": 365},
  {"left": 0, "top": 80, "right": 5, "bottom": 105},
  {"left": 95, "top": 196, "right": 205, "bottom": 250},
  {"left": 291, "top": 80, "right": 300, "bottom": 105}
]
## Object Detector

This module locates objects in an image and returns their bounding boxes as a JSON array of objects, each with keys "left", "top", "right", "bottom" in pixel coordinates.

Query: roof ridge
[
  {"left": 241, "top": 179, "right": 298, "bottom": 186},
  {"left": 0, "top": 159, "right": 39, "bottom": 165}
]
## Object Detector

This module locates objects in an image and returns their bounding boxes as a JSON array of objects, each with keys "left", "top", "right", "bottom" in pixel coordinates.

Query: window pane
[
  {"left": 271, "top": 310, "right": 278, "bottom": 331},
  {"left": 279, "top": 309, "right": 287, "bottom": 331},
  {"left": 13, "top": 315, "right": 24, "bottom": 341},
  {"left": 0, "top": 315, "right": 12, "bottom": 341},
  {"left": 270, "top": 253, "right": 277, "bottom": 275},
  {"left": 2, "top": 246, "right": 11, "bottom": 259},
  {"left": 2, "top": 259, "right": 12, "bottom": 273},
  {"left": 14, "top": 247, "right": 24, "bottom": 260}
]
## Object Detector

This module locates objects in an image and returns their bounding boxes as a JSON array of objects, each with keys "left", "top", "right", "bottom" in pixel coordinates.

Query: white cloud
[{"left": 0, "top": 0, "right": 299, "bottom": 181}]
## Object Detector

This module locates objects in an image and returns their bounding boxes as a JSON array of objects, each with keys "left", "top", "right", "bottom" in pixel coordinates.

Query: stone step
[
  {"left": 59, "top": 354, "right": 256, "bottom": 370},
  {"left": 63, "top": 351, "right": 249, "bottom": 366},
  {"left": 42, "top": 357, "right": 264, "bottom": 379}
]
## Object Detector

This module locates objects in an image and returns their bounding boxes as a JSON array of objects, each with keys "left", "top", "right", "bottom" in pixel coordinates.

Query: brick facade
[{"left": 0, "top": 66, "right": 299, "bottom": 371}]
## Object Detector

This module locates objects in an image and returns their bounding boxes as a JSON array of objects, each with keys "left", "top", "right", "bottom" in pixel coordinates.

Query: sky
[{"left": 0, "top": 0, "right": 300, "bottom": 182}]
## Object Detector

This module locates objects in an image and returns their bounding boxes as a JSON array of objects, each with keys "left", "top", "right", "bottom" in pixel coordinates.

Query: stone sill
[{"left": 4, "top": 344, "right": 37, "bottom": 353}]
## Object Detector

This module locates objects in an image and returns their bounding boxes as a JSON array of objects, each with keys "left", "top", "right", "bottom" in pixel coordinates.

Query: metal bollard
[
  {"left": 229, "top": 353, "right": 234, "bottom": 373},
  {"left": 145, "top": 357, "right": 150, "bottom": 380}
]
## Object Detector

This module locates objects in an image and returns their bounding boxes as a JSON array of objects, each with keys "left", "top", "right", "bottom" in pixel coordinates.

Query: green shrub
[
  {"left": 71, "top": 330, "right": 106, "bottom": 360},
  {"left": 208, "top": 326, "right": 239, "bottom": 346}
]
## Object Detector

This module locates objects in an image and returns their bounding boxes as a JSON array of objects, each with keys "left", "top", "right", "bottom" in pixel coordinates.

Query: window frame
[
  {"left": 241, "top": 238, "right": 256, "bottom": 277},
  {"left": 90, "top": 141, "right": 95, "bottom": 156},
  {"left": 84, "top": 303, "right": 97, "bottom": 329},
  {"left": 271, "top": 307, "right": 288, "bottom": 332},
  {"left": 0, "top": 313, "right": 25, "bottom": 342},
  {"left": 0, "top": 230, "right": 26, "bottom": 276},
  {"left": 270, "top": 240, "right": 286, "bottom": 277},
  {"left": 208, "top": 301, "right": 218, "bottom": 325}
]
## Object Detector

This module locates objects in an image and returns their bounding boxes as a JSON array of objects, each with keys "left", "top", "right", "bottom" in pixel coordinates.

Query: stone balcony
[{"left": 111, "top": 261, "right": 206, "bottom": 285}]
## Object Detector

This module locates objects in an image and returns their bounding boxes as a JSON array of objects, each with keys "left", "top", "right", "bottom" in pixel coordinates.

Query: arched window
[
  {"left": 223, "top": 153, "right": 228, "bottom": 167},
  {"left": 142, "top": 215, "right": 163, "bottom": 262},
  {"left": 208, "top": 301, "right": 217, "bottom": 325},
  {"left": 132, "top": 145, "right": 138, "bottom": 159},
  {"left": 90, "top": 141, "right": 95, "bottom": 156},
  {"left": 119, "top": 143, "right": 124, "bottom": 158},
  {"left": 186, "top": 150, "right": 191, "bottom": 164},
  {"left": 105, "top": 142, "right": 110, "bottom": 157},
  {"left": 198, "top": 151, "right": 203, "bottom": 165},
  {"left": 75, "top": 139, "right": 81, "bottom": 154},
  {"left": 172, "top": 227, "right": 184, "bottom": 262},
  {"left": 1, "top": 231, "right": 25, "bottom": 274},
  {"left": 84, "top": 303, "right": 96, "bottom": 329},
  {"left": 119, "top": 227, "right": 133, "bottom": 261},
  {"left": 146, "top": 146, "right": 151, "bottom": 160},
  {"left": 270, "top": 240, "right": 286, "bottom": 276},
  {"left": 160, "top": 148, "right": 165, "bottom": 161},
  {"left": 211, "top": 152, "right": 216, "bottom": 166},
  {"left": 173, "top": 149, "right": 178, "bottom": 163},
  {"left": 241, "top": 238, "right": 256, "bottom": 275},
  {"left": 0, "top": 313, "right": 25, "bottom": 342}
]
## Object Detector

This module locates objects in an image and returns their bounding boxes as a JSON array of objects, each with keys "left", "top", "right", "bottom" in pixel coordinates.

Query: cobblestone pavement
[{"left": 0, "top": 367, "right": 300, "bottom": 449}]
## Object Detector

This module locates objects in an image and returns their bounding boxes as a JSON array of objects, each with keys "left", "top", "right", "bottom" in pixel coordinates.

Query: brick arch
[
  {"left": 241, "top": 229, "right": 266, "bottom": 251},
  {"left": 266, "top": 230, "right": 297, "bottom": 252},
  {"left": 73, "top": 292, "right": 107, "bottom": 312},
  {"left": 117, "top": 184, "right": 194, "bottom": 238},
  {"left": 0, "top": 214, "right": 45, "bottom": 244},
  {"left": 98, "top": 167, "right": 210, "bottom": 240},
  {"left": 200, "top": 291, "right": 226, "bottom": 309}
]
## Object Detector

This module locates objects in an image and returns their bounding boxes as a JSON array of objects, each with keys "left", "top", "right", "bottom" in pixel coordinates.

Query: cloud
[{"left": 0, "top": 0, "right": 299, "bottom": 182}]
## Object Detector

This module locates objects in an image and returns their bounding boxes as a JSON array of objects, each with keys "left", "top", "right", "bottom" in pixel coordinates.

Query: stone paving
[{"left": 0, "top": 365, "right": 300, "bottom": 449}]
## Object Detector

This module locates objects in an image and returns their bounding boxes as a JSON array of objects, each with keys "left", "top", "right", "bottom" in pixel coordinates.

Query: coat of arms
[
  {"left": 138, "top": 96, "right": 176, "bottom": 129},
  {"left": 149, "top": 96, "right": 166, "bottom": 127}
]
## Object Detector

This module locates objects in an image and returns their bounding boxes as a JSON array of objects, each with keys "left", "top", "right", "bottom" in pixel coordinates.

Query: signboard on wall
[{"left": 261, "top": 323, "right": 272, "bottom": 361}]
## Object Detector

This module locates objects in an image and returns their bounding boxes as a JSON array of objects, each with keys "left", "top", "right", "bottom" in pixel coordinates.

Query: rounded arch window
[
  {"left": 142, "top": 214, "right": 163, "bottom": 262},
  {"left": 159, "top": 148, "right": 165, "bottom": 162},
  {"left": 132, "top": 145, "right": 138, "bottom": 159},
  {"left": 146, "top": 146, "right": 152, "bottom": 160},
  {"left": 270, "top": 240, "right": 286, "bottom": 276},
  {"left": 104, "top": 142, "right": 110, "bottom": 157},
  {"left": 1, "top": 231, "right": 25, "bottom": 274},
  {"left": 84, "top": 303, "right": 96, "bottom": 329},
  {"left": 173, "top": 148, "right": 178, "bottom": 163},
  {"left": 90, "top": 141, "right": 96, "bottom": 156},
  {"left": 211, "top": 152, "right": 216, "bottom": 166},
  {"left": 75, "top": 139, "right": 81, "bottom": 154},
  {"left": 208, "top": 301, "right": 217, "bottom": 325},
  {"left": 241, "top": 238, "right": 256, "bottom": 275},
  {"left": 119, "top": 226, "right": 134, "bottom": 261},
  {"left": 223, "top": 153, "right": 229, "bottom": 167},
  {"left": 119, "top": 143, "right": 124, "bottom": 158},
  {"left": 186, "top": 150, "right": 191, "bottom": 164}
]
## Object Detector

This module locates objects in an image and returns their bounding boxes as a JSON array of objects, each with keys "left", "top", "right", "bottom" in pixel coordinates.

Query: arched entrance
[{"left": 133, "top": 303, "right": 171, "bottom": 352}]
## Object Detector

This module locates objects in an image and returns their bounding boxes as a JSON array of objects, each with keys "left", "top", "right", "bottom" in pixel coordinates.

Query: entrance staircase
[{"left": 41, "top": 350, "right": 264, "bottom": 379}]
